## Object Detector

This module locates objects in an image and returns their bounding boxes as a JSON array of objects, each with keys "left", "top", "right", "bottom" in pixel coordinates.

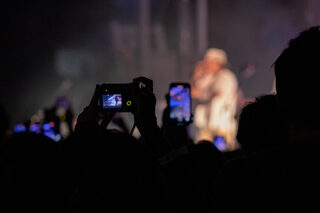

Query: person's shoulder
[
  {"left": 220, "top": 68, "right": 236, "bottom": 77},
  {"left": 218, "top": 154, "right": 248, "bottom": 176},
  {"left": 218, "top": 69, "right": 238, "bottom": 85}
]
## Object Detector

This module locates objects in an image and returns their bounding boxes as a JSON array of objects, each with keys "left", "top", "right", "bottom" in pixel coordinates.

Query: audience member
[
  {"left": 4, "top": 26, "right": 320, "bottom": 213},
  {"left": 161, "top": 94, "right": 224, "bottom": 213},
  {"left": 59, "top": 78, "right": 170, "bottom": 212},
  {"left": 0, "top": 104, "right": 10, "bottom": 145},
  {"left": 211, "top": 26, "right": 320, "bottom": 213},
  {"left": 237, "top": 94, "right": 284, "bottom": 154},
  {"left": 1, "top": 132, "right": 59, "bottom": 213}
]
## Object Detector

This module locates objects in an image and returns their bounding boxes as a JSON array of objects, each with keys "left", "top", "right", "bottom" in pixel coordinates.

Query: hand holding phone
[
  {"left": 13, "top": 123, "right": 27, "bottom": 133},
  {"left": 168, "top": 83, "right": 192, "bottom": 126},
  {"left": 42, "top": 122, "right": 61, "bottom": 142},
  {"left": 213, "top": 136, "right": 227, "bottom": 152}
]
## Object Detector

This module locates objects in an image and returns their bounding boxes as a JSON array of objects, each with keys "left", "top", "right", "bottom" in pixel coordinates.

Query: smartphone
[
  {"left": 213, "top": 136, "right": 227, "bottom": 152},
  {"left": 169, "top": 83, "right": 192, "bottom": 126},
  {"left": 29, "top": 123, "right": 42, "bottom": 134},
  {"left": 42, "top": 122, "right": 61, "bottom": 142},
  {"left": 13, "top": 123, "right": 27, "bottom": 133}
]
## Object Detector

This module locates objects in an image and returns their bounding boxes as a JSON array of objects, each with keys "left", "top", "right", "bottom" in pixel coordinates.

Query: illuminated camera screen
[
  {"left": 169, "top": 86, "right": 191, "bottom": 122},
  {"left": 102, "top": 94, "right": 122, "bottom": 109}
]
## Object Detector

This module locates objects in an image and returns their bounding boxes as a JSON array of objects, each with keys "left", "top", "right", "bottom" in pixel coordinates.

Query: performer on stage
[{"left": 191, "top": 48, "right": 238, "bottom": 149}]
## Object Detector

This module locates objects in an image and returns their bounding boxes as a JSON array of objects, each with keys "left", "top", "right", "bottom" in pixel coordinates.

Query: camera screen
[
  {"left": 169, "top": 86, "right": 191, "bottom": 122},
  {"left": 102, "top": 94, "right": 122, "bottom": 109}
]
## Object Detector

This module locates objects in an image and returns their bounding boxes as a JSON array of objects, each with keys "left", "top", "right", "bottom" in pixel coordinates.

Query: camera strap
[{"left": 130, "top": 123, "right": 136, "bottom": 136}]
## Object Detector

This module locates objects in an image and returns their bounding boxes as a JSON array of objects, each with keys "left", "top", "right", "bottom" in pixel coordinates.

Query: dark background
[{"left": 3, "top": 0, "right": 320, "bottom": 124}]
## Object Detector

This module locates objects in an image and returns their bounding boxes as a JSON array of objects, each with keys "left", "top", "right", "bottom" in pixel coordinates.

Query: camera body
[{"left": 98, "top": 83, "right": 138, "bottom": 112}]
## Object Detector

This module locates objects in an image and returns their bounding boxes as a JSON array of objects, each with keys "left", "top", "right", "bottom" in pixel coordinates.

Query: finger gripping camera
[{"left": 98, "top": 82, "right": 138, "bottom": 112}]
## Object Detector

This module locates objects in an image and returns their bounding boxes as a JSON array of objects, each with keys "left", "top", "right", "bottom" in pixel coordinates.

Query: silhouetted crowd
[{"left": 1, "top": 26, "right": 320, "bottom": 212}]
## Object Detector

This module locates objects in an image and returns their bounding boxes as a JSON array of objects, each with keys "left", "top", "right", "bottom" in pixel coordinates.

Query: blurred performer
[{"left": 191, "top": 48, "right": 238, "bottom": 149}]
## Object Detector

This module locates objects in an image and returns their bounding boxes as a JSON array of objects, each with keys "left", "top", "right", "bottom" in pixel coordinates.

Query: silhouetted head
[
  {"left": 274, "top": 26, "right": 320, "bottom": 125},
  {"left": 192, "top": 140, "right": 224, "bottom": 170},
  {"left": 73, "top": 129, "right": 161, "bottom": 212},
  {"left": 237, "top": 95, "right": 283, "bottom": 153},
  {"left": 1, "top": 132, "right": 58, "bottom": 212},
  {"left": 0, "top": 104, "right": 10, "bottom": 142}
]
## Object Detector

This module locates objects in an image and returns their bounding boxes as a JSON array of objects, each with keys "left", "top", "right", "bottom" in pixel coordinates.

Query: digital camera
[{"left": 98, "top": 83, "right": 138, "bottom": 112}]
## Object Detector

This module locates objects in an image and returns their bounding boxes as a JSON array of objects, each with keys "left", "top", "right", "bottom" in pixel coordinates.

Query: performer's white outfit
[{"left": 193, "top": 49, "right": 238, "bottom": 149}]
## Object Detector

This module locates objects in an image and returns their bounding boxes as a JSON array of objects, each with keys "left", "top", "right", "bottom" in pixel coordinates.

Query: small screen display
[
  {"left": 42, "top": 122, "right": 61, "bottom": 142},
  {"left": 102, "top": 94, "right": 122, "bottom": 109},
  {"left": 29, "top": 123, "right": 41, "bottom": 134},
  {"left": 14, "top": 124, "right": 27, "bottom": 133},
  {"left": 213, "top": 136, "right": 227, "bottom": 152},
  {"left": 169, "top": 86, "right": 191, "bottom": 122}
]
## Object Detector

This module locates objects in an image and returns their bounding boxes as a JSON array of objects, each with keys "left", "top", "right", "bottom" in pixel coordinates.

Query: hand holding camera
[
  {"left": 98, "top": 77, "right": 156, "bottom": 133},
  {"left": 76, "top": 84, "right": 115, "bottom": 130},
  {"left": 77, "top": 77, "right": 156, "bottom": 131},
  {"left": 75, "top": 76, "right": 174, "bottom": 158}
]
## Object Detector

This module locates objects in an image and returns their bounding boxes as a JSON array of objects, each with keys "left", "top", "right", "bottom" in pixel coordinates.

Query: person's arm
[
  {"left": 132, "top": 77, "right": 172, "bottom": 159},
  {"left": 191, "top": 61, "right": 207, "bottom": 99},
  {"left": 191, "top": 87, "right": 201, "bottom": 99},
  {"left": 191, "top": 61, "right": 206, "bottom": 83},
  {"left": 73, "top": 85, "right": 114, "bottom": 141}
]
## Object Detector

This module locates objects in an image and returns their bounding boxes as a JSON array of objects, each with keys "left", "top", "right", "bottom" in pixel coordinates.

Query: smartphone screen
[
  {"left": 102, "top": 94, "right": 122, "bottom": 109},
  {"left": 213, "top": 136, "right": 227, "bottom": 152},
  {"left": 14, "top": 123, "right": 27, "bottom": 133},
  {"left": 29, "top": 123, "right": 41, "bottom": 134},
  {"left": 169, "top": 83, "right": 191, "bottom": 124},
  {"left": 42, "top": 122, "right": 61, "bottom": 142}
]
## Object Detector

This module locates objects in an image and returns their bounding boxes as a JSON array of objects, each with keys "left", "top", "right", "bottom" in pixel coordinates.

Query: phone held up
[
  {"left": 213, "top": 136, "right": 227, "bottom": 152},
  {"left": 13, "top": 122, "right": 61, "bottom": 142},
  {"left": 168, "top": 82, "right": 192, "bottom": 126}
]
